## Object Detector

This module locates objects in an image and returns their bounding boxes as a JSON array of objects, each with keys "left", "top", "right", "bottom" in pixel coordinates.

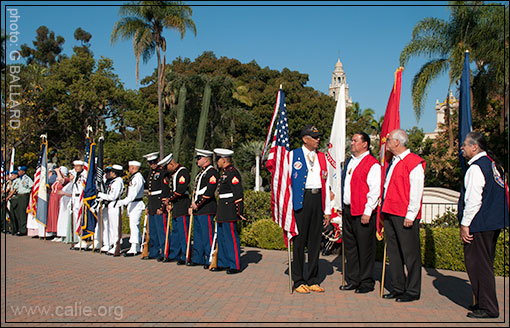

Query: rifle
[
  {"left": 208, "top": 221, "right": 218, "bottom": 270},
  {"left": 114, "top": 206, "right": 122, "bottom": 257},
  {"left": 185, "top": 213, "right": 193, "bottom": 264},
  {"left": 140, "top": 212, "right": 149, "bottom": 259}
]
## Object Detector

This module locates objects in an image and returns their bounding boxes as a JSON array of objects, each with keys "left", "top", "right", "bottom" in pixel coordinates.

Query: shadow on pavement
[
  {"left": 241, "top": 249, "right": 262, "bottom": 271},
  {"left": 425, "top": 267, "right": 473, "bottom": 309}
]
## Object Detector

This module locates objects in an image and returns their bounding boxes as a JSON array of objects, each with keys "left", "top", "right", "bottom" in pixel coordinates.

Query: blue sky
[{"left": 3, "top": 1, "right": 472, "bottom": 134}]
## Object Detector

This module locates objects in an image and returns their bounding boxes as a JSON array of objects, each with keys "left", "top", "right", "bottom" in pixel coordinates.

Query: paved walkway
[{"left": 1, "top": 233, "right": 508, "bottom": 326}]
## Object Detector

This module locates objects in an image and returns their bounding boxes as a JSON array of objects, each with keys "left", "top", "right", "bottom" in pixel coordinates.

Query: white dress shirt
[
  {"left": 343, "top": 151, "right": 381, "bottom": 216},
  {"left": 461, "top": 151, "right": 487, "bottom": 227},
  {"left": 302, "top": 146, "right": 322, "bottom": 189},
  {"left": 383, "top": 149, "right": 425, "bottom": 221},
  {"left": 301, "top": 146, "right": 331, "bottom": 215}
]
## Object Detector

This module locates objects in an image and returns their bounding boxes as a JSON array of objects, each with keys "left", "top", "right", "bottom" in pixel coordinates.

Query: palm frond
[{"left": 411, "top": 59, "right": 449, "bottom": 120}]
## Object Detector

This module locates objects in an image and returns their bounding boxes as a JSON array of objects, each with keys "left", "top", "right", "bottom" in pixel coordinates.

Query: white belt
[
  {"left": 219, "top": 193, "right": 233, "bottom": 199},
  {"left": 149, "top": 190, "right": 162, "bottom": 196}
]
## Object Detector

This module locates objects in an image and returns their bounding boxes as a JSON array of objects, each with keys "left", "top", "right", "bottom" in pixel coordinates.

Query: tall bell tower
[{"left": 329, "top": 58, "right": 352, "bottom": 107}]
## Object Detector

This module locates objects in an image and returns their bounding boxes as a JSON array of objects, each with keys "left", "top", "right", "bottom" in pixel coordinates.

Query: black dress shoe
[
  {"left": 141, "top": 256, "right": 157, "bottom": 260},
  {"left": 339, "top": 283, "right": 359, "bottom": 291},
  {"left": 383, "top": 292, "right": 403, "bottom": 299},
  {"left": 186, "top": 262, "right": 199, "bottom": 266},
  {"left": 468, "top": 304, "right": 479, "bottom": 311},
  {"left": 210, "top": 267, "right": 225, "bottom": 272},
  {"left": 123, "top": 252, "right": 135, "bottom": 257},
  {"left": 395, "top": 294, "right": 420, "bottom": 302},
  {"left": 176, "top": 260, "right": 186, "bottom": 265},
  {"left": 157, "top": 257, "right": 164, "bottom": 262},
  {"left": 162, "top": 258, "right": 172, "bottom": 263},
  {"left": 226, "top": 268, "right": 241, "bottom": 274},
  {"left": 204, "top": 264, "right": 210, "bottom": 270},
  {"left": 467, "top": 309, "right": 498, "bottom": 319},
  {"left": 355, "top": 286, "right": 374, "bottom": 294}
]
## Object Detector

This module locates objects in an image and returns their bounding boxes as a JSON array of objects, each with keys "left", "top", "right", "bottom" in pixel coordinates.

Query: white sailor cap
[
  {"left": 112, "top": 164, "right": 124, "bottom": 171},
  {"left": 128, "top": 161, "right": 141, "bottom": 167},
  {"left": 143, "top": 152, "right": 159, "bottom": 162},
  {"left": 73, "top": 160, "right": 85, "bottom": 166},
  {"left": 195, "top": 148, "right": 214, "bottom": 158},
  {"left": 59, "top": 166, "right": 69, "bottom": 177},
  {"left": 157, "top": 153, "right": 173, "bottom": 167},
  {"left": 213, "top": 148, "right": 234, "bottom": 158}
]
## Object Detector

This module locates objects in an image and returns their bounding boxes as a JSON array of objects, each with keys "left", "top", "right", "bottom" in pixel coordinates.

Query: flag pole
[
  {"left": 288, "top": 238, "right": 293, "bottom": 294},
  {"left": 380, "top": 241, "right": 387, "bottom": 298}
]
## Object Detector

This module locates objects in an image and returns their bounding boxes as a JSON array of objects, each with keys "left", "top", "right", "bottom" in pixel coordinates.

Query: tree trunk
[
  {"left": 173, "top": 84, "right": 187, "bottom": 163},
  {"left": 156, "top": 45, "right": 164, "bottom": 161}
]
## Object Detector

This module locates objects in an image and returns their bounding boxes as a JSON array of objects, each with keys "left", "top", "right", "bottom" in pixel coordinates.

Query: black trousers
[
  {"left": 464, "top": 229, "right": 500, "bottom": 317},
  {"left": 343, "top": 206, "right": 376, "bottom": 288},
  {"left": 11, "top": 194, "right": 29, "bottom": 235},
  {"left": 292, "top": 191, "right": 323, "bottom": 288},
  {"left": 384, "top": 213, "right": 422, "bottom": 297}
]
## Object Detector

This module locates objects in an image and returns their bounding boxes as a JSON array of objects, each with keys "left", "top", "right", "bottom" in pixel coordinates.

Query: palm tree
[
  {"left": 400, "top": 2, "right": 507, "bottom": 141},
  {"left": 111, "top": 1, "right": 196, "bottom": 159}
]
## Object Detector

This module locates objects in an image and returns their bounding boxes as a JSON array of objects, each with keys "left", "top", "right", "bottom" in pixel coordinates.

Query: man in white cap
[
  {"left": 116, "top": 161, "right": 145, "bottom": 256},
  {"left": 142, "top": 152, "right": 168, "bottom": 260},
  {"left": 160, "top": 154, "right": 191, "bottom": 265},
  {"left": 188, "top": 149, "right": 219, "bottom": 268},
  {"left": 71, "top": 160, "right": 87, "bottom": 249},
  {"left": 97, "top": 164, "right": 125, "bottom": 256},
  {"left": 212, "top": 148, "right": 244, "bottom": 274}
]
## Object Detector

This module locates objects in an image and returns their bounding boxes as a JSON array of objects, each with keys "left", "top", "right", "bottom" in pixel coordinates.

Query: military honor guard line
[{"left": 1, "top": 82, "right": 508, "bottom": 321}]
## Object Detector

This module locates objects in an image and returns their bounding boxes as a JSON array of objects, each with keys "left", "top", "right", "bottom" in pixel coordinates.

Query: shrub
[{"left": 240, "top": 219, "right": 286, "bottom": 250}]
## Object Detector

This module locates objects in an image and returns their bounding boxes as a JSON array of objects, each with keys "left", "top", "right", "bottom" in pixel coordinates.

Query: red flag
[
  {"left": 265, "top": 88, "right": 297, "bottom": 247},
  {"left": 376, "top": 67, "right": 403, "bottom": 241}
]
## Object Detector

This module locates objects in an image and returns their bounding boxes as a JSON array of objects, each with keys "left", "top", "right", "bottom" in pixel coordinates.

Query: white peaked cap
[
  {"left": 143, "top": 152, "right": 159, "bottom": 162},
  {"left": 112, "top": 164, "right": 123, "bottom": 171},
  {"left": 73, "top": 160, "right": 85, "bottom": 166},
  {"left": 195, "top": 148, "right": 214, "bottom": 157},
  {"left": 129, "top": 161, "right": 141, "bottom": 167},
  {"left": 213, "top": 148, "right": 234, "bottom": 157},
  {"left": 157, "top": 153, "right": 173, "bottom": 167}
]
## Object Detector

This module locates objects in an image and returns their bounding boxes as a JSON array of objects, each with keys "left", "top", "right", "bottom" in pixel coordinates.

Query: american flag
[
  {"left": 27, "top": 146, "right": 44, "bottom": 217},
  {"left": 265, "top": 88, "right": 297, "bottom": 246}
]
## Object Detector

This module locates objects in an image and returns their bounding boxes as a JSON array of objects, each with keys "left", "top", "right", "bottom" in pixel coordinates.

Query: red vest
[
  {"left": 382, "top": 153, "right": 426, "bottom": 219},
  {"left": 350, "top": 154, "right": 379, "bottom": 216}
]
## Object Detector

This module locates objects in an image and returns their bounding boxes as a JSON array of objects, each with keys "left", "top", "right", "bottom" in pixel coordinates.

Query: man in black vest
[{"left": 459, "top": 132, "right": 509, "bottom": 319}]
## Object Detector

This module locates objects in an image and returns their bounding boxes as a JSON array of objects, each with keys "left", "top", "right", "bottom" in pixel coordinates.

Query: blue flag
[
  {"left": 35, "top": 141, "right": 49, "bottom": 226},
  {"left": 81, "top": 141, "right": 97, "bottom": 239},
  {"left": 458, "top": 50, "right": 472, "bottom": 173}
]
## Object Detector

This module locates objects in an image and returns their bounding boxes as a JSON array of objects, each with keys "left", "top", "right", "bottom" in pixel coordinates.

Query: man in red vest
[
  {"left": 381, "top": 129, "right": 425, "bottom": 302},
  {"left": 338, "top": 132, "right": 381, "bottom": 294}
]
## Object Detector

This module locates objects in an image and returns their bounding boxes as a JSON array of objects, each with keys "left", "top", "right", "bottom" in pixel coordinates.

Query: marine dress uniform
[
  {"left": 213, "top": 148, "right": 244, "bottom": 274},
  {"left": 190, "top": 149, "right": 219, "bottom": 268},
  {"left": 143, "top": 152, "right": 168, "bottom": 260},
  {"left": 162, "top": 154, "right": 192, "bottom": 264}
]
